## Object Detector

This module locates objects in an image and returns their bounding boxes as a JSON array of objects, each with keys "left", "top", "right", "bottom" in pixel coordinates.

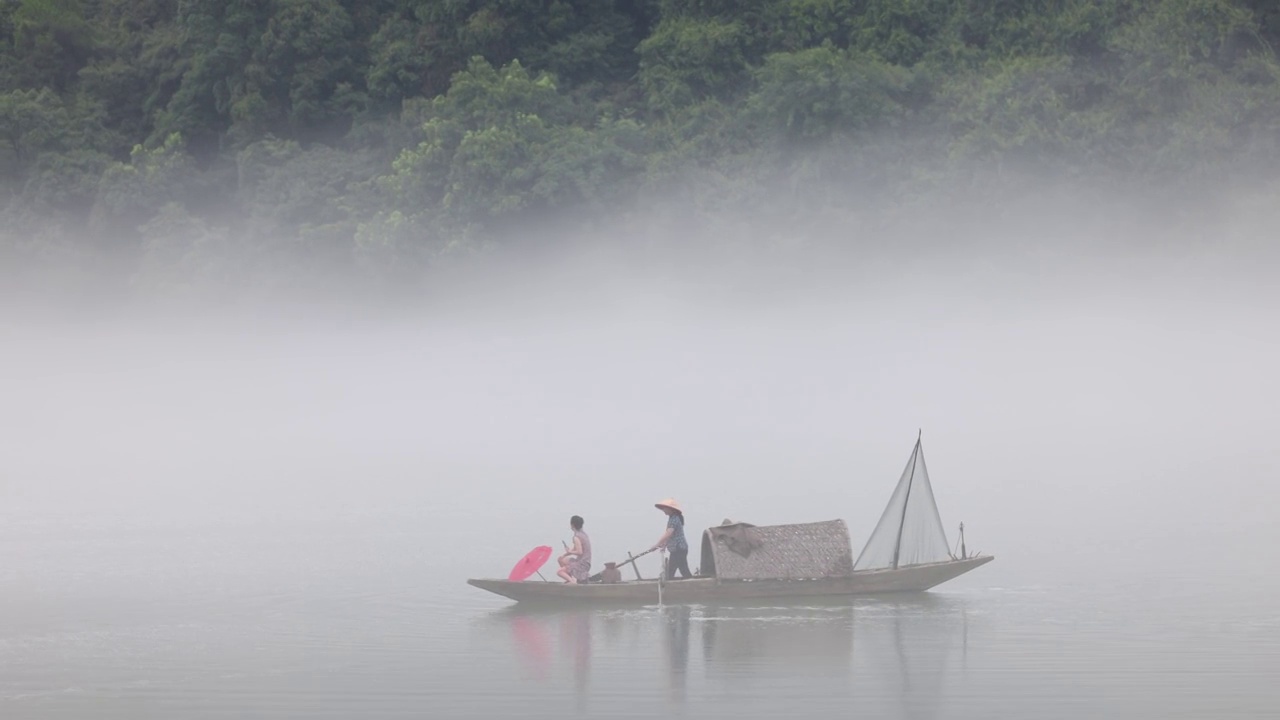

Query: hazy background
[{"left": 2, "top": 201, "right": 1278, "bottom": 716}]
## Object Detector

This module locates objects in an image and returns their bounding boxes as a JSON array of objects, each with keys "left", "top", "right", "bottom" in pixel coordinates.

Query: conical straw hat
[{"left": 654, "top": 498, "right": 682, "bottom": 512}]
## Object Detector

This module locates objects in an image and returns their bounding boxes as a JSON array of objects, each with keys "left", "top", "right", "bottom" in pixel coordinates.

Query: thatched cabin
[{"left": 699, "top": 519, "right": 855, "bottom": 581}]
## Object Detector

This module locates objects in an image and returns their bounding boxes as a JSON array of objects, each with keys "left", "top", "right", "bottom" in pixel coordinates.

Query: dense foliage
[{"left": 3, "top": 0, "right": 1279, "bottom": 289}]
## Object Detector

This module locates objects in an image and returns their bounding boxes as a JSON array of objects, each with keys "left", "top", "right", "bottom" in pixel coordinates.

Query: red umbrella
[{"left": 508, "top": 545, "right": 553, "bottom": 582}]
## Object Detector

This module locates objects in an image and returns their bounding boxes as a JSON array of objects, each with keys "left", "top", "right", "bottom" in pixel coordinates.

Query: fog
[
  {"left": 3, "top": 194, "right": 1279, "bottom": 716},
  {"left": 4, "top": 198, "right": 1277, "bottom": 595}
]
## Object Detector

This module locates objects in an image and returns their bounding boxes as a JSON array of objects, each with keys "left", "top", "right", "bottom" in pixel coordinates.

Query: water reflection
[
  {"left": 852, "top": 594, "right": 971, "bottom": 719},
  {"left": 663, "top": 605, "right": 691, "bottom": 704},
  {"left": 479, "top": 594, "right": 972, "bottom": 716},
  {"left": 560, "top": 611, "right": 591, "bottom": 711},
  {"left": 508, "top": 614, "right": 552, "bottom": 680},
  {"left": 699, "top": 602, "right": 855, "bottom": 673}
]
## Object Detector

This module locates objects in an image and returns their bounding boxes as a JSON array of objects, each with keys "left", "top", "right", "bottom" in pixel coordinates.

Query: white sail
[{"left": 854, "top": 437, "right": 952, "bottom": 570}]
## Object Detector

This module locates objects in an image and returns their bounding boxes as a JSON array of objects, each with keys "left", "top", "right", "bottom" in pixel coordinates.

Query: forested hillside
[{"left": 3, "top": 0, "right": 1279, "bottom": 291}]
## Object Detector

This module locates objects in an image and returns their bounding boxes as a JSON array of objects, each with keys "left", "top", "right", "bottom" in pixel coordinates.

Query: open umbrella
[{"left": 509, "top": 545, "right": 553, "bottom": 582}]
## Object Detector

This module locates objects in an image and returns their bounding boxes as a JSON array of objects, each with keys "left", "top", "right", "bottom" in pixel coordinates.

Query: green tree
[
  {"left": 364, "top": 0, "right": 654, "bottom": 109},
  {"left": 638, "top": 16, "right": 754, "bottom": 112},
  {"left": 1, "top": 88, "right": 114, "bottom": 217},
  {"left": 77, "top": 0, "right": 186, "bottom": 155},
  {"left": 0, "top": 88, "right": 69, "bottom": 177},
  {"left": 251, "top": 0, "right": 362, "bottom": 140},
  {"left": 9, "top": 0, "right": 94, "bottom": 91},
  {"left": 158, "top": 0, "right": 364, "bottom": 153},
  {"left": 746, "top": 44, "right": 908, "bottom": 146},
  {"left": 1105, "top": 0, "right": 1280, "bottom": 176},
  {"left": 847, "top": 0, "right": 957, "bottom": 66},
  {"left": 370, "top": 57, "right": 644, "bottom": 249},
  {"left": 155, "top": 0, "right": 271, "bottom": 156},
  {"left": 91, "top": 133, "right": 202, "bottom": 237}
]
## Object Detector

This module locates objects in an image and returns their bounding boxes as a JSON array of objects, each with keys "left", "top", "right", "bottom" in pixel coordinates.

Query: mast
[{"left": 891, "top": 431, "right": 921, "bottom": 569}]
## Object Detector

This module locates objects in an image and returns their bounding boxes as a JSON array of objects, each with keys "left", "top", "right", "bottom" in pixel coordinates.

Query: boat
[{"left": 467, "top": 435, "right": 993, "bottom": 605}]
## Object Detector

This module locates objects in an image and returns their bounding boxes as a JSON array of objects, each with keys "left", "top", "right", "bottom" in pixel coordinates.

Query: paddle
[{"left": 587, "top": 547, "right": 658, "bottom": 582}]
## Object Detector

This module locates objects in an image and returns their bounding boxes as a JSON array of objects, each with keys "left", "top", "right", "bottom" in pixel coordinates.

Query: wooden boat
[{"left": 468, "top": 435, "right": 993, "bottom": 605}]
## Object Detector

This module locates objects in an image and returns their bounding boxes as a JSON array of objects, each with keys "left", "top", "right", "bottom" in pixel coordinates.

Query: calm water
[{"left": 1, "top": 504, "right": 1275, "bottom": 720}]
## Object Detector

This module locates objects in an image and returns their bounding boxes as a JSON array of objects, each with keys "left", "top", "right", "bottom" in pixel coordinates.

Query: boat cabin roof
[{"left": 700, "top": 519, "right": 855, "bottom": 581}]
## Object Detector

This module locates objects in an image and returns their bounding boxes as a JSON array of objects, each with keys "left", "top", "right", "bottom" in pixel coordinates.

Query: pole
[
  {"left": 627, "top": 551, "right": 644, "bottom": 580},
  {"left": 587, "top": 548, "right": 656, "bottom": 583},
  {"left": 658, "top": 549, "right": 667, "bottom": 607}
]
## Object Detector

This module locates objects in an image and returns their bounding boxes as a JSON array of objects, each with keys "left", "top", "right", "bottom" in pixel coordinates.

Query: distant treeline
[{"left": 3, "top": 0, "right": 1279, "bottom": 290}]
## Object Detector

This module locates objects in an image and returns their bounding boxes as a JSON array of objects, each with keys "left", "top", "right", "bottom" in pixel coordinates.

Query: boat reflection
[
  {"left": 480, "top": 592, "right": 972, "bottom": 715},
  {"left": 559, "top": 610, "right": 591, "bottom": 711},
  {"left": 850, "top": 593, "right": 972, "bottom": 719},
  {"left": 507, "top": 613, "right": 553, "bottom": 680},
  {"left": 699, "top": 602, "right": 855, "bottom": 672},
  {"left": 663, "top": 604, "right": 692, "bottom": 703}
]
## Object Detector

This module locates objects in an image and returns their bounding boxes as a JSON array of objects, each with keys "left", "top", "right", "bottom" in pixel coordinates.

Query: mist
[
  {"left": 3, "top": 183, "right": 1279, "bottom": 717},
  {"left": 6, "top": 190, "right": 1278, "bottom": 567}
]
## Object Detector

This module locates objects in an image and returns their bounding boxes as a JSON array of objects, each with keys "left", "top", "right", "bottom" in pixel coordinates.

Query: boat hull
[{"left": 467, "top": 555, "right": 993, "bottom": 605}]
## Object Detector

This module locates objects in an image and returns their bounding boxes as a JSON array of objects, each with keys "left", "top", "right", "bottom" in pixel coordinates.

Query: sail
[{"left": 854, "top": 437, "right": 952, "bottom": 570}]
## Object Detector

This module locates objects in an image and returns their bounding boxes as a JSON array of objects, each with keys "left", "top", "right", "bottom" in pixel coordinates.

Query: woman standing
[
  {"left": 557, "top": 515, "right": 592, "bottom": 584},
  {"left": 650, "top": 499, "right": 692, "bottom": 579}
]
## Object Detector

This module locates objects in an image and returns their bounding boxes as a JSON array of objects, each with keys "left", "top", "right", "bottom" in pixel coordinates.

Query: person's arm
[
  {"left": 569, "top": 536, "right": 583, "bottom": 557},
  {"left": 650, "top": 527, "right": 673, "bottom": 551}
]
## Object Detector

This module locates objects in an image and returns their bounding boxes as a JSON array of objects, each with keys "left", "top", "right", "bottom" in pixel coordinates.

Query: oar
[{"left": 587, "top": 547, "right": 657, "bottom": 582}]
